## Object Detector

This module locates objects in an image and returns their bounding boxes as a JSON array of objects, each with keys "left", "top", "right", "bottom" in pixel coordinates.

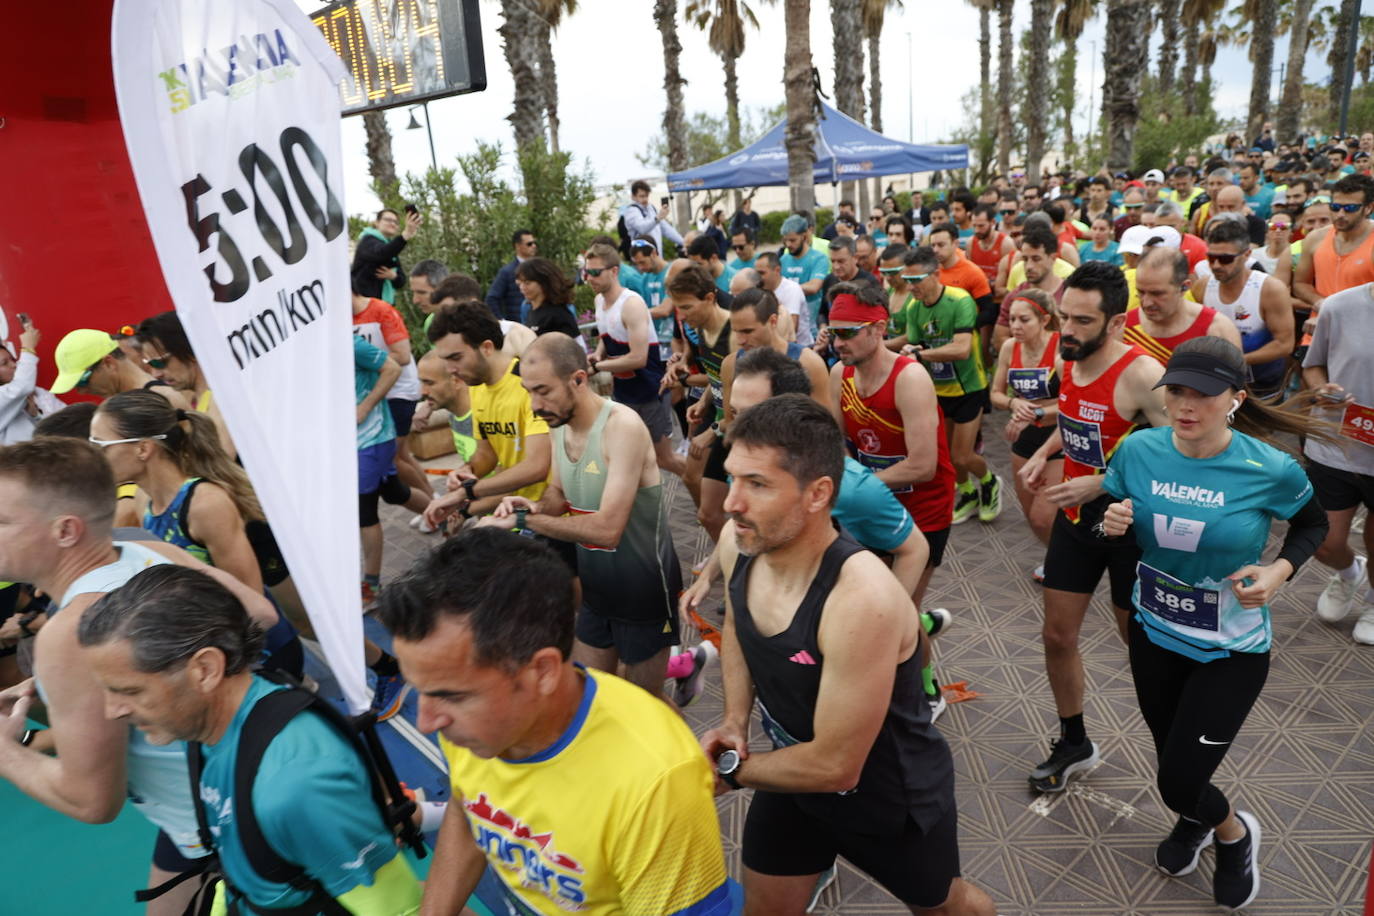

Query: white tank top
[
  {"left": 50, "top": 542, "right": 207, "bottom": 859},
  {"left": 1203, "top": 268, "right": 1266, "bottom": 338}
]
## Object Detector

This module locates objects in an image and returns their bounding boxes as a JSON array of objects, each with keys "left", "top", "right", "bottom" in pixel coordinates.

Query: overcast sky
[{"left": 297, "top": 0, "right": 1342, "bottom": 216}]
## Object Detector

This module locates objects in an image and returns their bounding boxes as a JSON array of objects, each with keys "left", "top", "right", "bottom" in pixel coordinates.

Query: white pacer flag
[{"left": 111, "top": 0, "right": 367, "bottom": 710}]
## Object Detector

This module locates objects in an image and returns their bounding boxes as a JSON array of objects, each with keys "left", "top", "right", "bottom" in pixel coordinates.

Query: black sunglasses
[{"left": 1205, "top": 251, "right": 1242, "bottom": 264}]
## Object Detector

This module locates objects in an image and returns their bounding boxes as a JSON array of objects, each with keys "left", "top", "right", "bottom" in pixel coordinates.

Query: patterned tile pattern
[{"left": 385, "top": 429, "right": 1374, "bottom": 914}]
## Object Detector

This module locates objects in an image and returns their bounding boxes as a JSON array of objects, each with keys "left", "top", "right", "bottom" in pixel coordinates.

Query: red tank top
[
  {"left": 840, "top": 356, "right": 957, "bottom": 532},
  {"left": 1123, "top": 306, "right": 1216, "bottom": 366},
  {"left": 1057, "top": 345, "right": 1148, "bottom": 523},
  {"left": 968, "top": 232, "right": 1006, "bottom": 284}
]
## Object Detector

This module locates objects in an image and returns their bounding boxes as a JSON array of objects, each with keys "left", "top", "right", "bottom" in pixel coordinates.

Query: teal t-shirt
[
  {"left": 716, "top": 263, "right": 737, "bottom": 296},
  {"left": 1243, "top": 185, "right": 1275, "bottom": 220},
  {"left": 728, "top": 254, "right": 757, "bottom": 271},
  {"left": 1079, "top": 240, "right": 1123, "bottom": 267},
  {"left": 623, "top": 263, "right": 672, "bottom": 346},
  {"left": 832, "top": 457, "right": 915, "bottom": 553},
  {"left": 354, "top": 335, "right": 395, "bottom": 450},
  {"left": 780, "top": 248, "right": 830, "bottom": 331},
  {"left": 1101, "top": 427, "right": 1313, "bottom": 661},
  {"left": 198, "top": 677, "right": 404, "bottom": 910}
]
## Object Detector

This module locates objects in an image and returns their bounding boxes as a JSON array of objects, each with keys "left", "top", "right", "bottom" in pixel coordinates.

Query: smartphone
[
  {"left": 660, "top": 196, "right": 670, "bottom": 207},
  {"left": 404, "top": 203, "right": 420, "bottom": 216},
  {"left": 1318, "top": 386, "right": 1349, "bottom": 403}
]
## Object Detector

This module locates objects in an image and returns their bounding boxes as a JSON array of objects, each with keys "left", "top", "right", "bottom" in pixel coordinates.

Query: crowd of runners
[{"left": 3, "top": 132, "right": 1374, "bottom": 915}]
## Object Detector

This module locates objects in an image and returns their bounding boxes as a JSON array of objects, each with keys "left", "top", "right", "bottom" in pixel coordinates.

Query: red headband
[
  {"left": 1012, "top": 295, "right": 1049, "bottom": 317},
  {"left": 829, "top": 293, "right": 888, "bottom": 325}
]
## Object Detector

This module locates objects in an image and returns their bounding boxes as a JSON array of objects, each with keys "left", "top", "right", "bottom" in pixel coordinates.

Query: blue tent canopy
[{"left": 666, "top": 102, "right": 969, "bottom": 192}]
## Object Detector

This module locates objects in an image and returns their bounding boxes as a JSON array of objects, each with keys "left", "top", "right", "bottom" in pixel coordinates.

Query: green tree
[
  {"left": 686, "top": 0, "right": 760, "bottom": 150},
  {"left": 969, "top": 0, "right": 997, "bottom": 178},
  {"left": 533, "top": 0, "right": 578, "bottom": 155},
  {"left": 498, "top": 0, "right": 546, "bottom": 152},
  {"left": 635, "top": 104, "right": 787, "bottom": 171},
  {"left": 1157, "top": 0, "right": 1182, "bottom": 96},
  {"left": 1024, "top": 0, "right": 1053, "bottom": 178},
  {"left": 1278, "top": 0, "right": 1318, "bottom": 143},
  {"left": 362, "top": 111, "right": 398, "bottom": 194},
  {"left": 655, "top": 0, "right": 692, "bottom": 228},
  {"left": 1101, "top": 0, "right": 1152, "bottom": 171},
  {"left": 1054, "top": 0, "right": 1097, "bottom": 164}
]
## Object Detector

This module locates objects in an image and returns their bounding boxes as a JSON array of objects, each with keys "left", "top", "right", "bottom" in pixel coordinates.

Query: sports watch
[
  {"left": 462, "top": 478, "right": 478, "bottom": 501},
  {"left": 716, "top": 749, "right": 743, "bottom": 790}
]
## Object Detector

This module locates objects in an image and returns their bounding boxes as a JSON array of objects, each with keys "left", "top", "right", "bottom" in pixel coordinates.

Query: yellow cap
[{"left": 50, "top": 329, "right": 119, "bottom": 394}]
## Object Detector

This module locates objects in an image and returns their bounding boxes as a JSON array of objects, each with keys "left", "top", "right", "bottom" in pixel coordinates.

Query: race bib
[
  {"left": 1137, "top": 562, "right": 1220, "bottom": 631},
  {"left": 1341, "top": 402, "right": 1374, "bottom": 447},
  {"left": 854, "top": 449, "right": 913, "bottom": 494},
  {"left": 1008, "top": 366, "right": 1053, "bottom": 401},
  {"left": 1058, "top": 415, "right": 1106, "bottom": 468},
  {"left": 926, "top": 360, "right": 956, "bottom": 382}
]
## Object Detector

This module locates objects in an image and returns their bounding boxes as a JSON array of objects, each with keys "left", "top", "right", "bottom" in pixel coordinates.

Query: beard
[
  {"left": 535, "top": 406, "right": 575, "bottom": 428},
  {"left": 1059, "top": 324, "right": 1109, "bottom": 362}
]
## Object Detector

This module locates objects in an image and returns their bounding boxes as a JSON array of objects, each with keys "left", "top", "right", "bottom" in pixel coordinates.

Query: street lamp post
[{"left": 407, "top": 102, "right": 438, "bottom": 172}]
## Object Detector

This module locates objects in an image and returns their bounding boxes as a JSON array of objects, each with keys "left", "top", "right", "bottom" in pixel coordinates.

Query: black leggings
[{"left": 1127, "top": 617, "right": 1269, "bottom": 827}]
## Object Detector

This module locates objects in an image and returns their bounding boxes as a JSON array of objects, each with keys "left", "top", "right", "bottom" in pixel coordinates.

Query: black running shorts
[
  {"left": 702, "top": 435, "right": 730, "bottom": 483},
  {"left": 1305, "top": 458, "right": 1374, "bottom": 513},
  {"left": 742, "top": 791, "right": 961, "bottom": 909},
  {"left": 937, "top": 389, "right": 989, "bottom": 426},
  {"left": 1011, "top": 423, "right": 1063, "bottom": 461},
  {"left": 575, "top": 607, "right": 680, "bottom": 665},
  {"left": 1041, "top": 501, "right": 1141, "bottom": 610}
]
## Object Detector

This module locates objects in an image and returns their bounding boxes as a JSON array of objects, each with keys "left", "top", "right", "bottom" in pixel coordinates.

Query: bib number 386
[{"left": 1138, "top": 562, "right": 1220, "bottom": 631}]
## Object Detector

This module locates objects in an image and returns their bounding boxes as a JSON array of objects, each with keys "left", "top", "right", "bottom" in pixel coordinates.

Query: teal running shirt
[{"left": 1101, "top": 427, "right": 1313, "bottom": 661}]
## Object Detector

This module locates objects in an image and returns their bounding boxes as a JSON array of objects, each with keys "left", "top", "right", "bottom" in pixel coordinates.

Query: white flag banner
[{"left": 111, "top": 0, "right": 367, "bottom": 710}]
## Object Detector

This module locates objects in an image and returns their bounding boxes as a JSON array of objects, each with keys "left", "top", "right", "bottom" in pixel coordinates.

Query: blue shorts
[{"left": 358, "top": 440, "right": 399, "bottom": 495}]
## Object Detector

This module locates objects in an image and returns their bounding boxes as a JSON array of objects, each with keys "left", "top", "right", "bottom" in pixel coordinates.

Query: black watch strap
[{"left": 462, "top": 477, "right": 478, "bottom": 500}]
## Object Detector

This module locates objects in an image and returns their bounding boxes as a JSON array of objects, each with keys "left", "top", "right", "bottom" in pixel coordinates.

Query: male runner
[
  {"left": 719, "top": 288, "right": 831, "bottom": 422},
  {"left": 889, "top": 248, "right": 1003, "bottom": 524},
  {"left": 1018, "top": 261, "right": 1169, "bottom": 792},
  {"left": 423, "top": 304, "right": 551, "bottom": 526},
  {"left": 477, "top": 334, "right": 683, "bottom": 696},
  {"left": 0, "top": 437, "right": 281, "bottom": 916},
  {"left": 1294, "top": 174, "right": 1374, "bottom": 318},
  {"left": 1125, "top": 247, "right": 1241, "bottom": 364},
  {"left": 626, "top": 236, "right": 677, "bottom": 355},
  {"left": 135, "top": 311, "right": 235, "bottom": 457},
  {"left": 380, "top": 530, "right": 731, "bottom": 915},
  {"left": 49, "top": 329, "right": 195, "bottom": 413},
  {"left": 416, "top": 350, "right": 476, "bottom": 462},
  {"left": 77, "top": 566, "right": 424, "bottom": 914},
  {"left": 702, "top": 395, "right": 994, "bottom": 916},
  {"left": 584, "top": 243, "right": 684, "bottom": 478}
]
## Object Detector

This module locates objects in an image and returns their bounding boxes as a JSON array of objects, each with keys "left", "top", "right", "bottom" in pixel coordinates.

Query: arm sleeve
[
  {"left": 613, "top": 759, "right": 731, "bottom": 916},
  {"left": 1275, "top": 493, "right": 1329, "bottom": 578}
]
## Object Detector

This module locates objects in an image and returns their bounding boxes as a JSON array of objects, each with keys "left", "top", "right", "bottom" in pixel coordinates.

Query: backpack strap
[{"left": 133, "top": 741, "right": 219, "bottom": 906}]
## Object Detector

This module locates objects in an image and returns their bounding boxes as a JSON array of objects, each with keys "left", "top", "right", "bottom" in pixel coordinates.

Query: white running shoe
[
  {"left": 805, "top": 864, "right": 837, "bottom": 912},
  {"left": 1353, "top": 604, "right": 1374, "bottom": 645},
  {"left": 1316, "top": 556, "right": 1365, "bottom": 623},
  {"left": 927, "top": 692, "right": 948, "bottom": 723}
]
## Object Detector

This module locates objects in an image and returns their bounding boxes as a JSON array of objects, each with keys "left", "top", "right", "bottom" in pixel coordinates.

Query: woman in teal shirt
[{"left": 1099, "top": 337, "right": 1332, "bottom": 911}]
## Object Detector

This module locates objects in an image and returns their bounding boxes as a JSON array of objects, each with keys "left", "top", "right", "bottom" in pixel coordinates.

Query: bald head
[
  {"left": 665, "top": 257, "right": 695, "bottom": 284},
  {"left": 1137, "top": 245, "right": 1190, "bottom": 287},
  {"left": 1212, "top": 184, "right": 1246, "bottom": 214},
  {"left": 730, "top": 267, "right": 761, "bottom": 295},
  {"left": 524, "top": 332, "right": 589, "bottom": 380}
]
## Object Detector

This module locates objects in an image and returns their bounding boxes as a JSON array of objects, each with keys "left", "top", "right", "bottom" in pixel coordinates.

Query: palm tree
[
  {"left": 1242, "top": 0, "right": 1278, "bottom": 140},
  {"left": 1024, "top": 0, "right": 1053, "bottom": 180},
  {"left": 1277, "top": 0, "right": 1316, "bottom": 142},
  {"left": 686, "top": 0, "right": 759, "bottom": 150},
  {"left": 499, "top": 0, "right": 546, "bottom": 152},
  {"left": 534, "top": 0, "right": 578, "bottom": 155},
  {"left": 1180, "top": 0, "right": 1226, "bottom": 116},
  {"left": 1157, "top": 0, "right": 1182, "bottom": 96},
  {"left": 655, "top": 0, "right": 691, "bottom": 228},
  {"left": 862, "top": 0, "right": 903, "bottom": 133},
  {"left": 1328, "top": 0, "right": 1360, "bottom": 123},
  {"left": 783, "top": 0, "right": 817, "bottom": 214},
  {"left": 1054, "top": 0, "right": 1096, "bottom": 164},
  {"left": 831, "top": 0, "right": 866, "bottom": 208},
  {"left": 1101, "top": 0, "right": 1151, "bottom": 170},
  {"left": 362, "top": 111, "right": 399, "bottom": 191},
  {"left": 968, "top": 0, "right": 996, "bottom": 178},
  {"left": 996, "top": 0, "right": 1015, "bottom": 176},
  {"left": 1355, "top": 15, "right": 1374, "bottom": 85}
]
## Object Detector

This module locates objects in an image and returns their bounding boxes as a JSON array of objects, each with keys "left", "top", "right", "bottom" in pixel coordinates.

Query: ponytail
[
  {"left": 1235, "top": 388, "right": 1342, "bottom": 453},
  {"left": 98, "top": 390, "right": 264, "bottom": 521}
]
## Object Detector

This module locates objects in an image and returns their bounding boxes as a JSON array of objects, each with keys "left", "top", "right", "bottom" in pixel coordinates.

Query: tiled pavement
[{"left": 383, "top": 424, "right": 1374, "bottom": 914}]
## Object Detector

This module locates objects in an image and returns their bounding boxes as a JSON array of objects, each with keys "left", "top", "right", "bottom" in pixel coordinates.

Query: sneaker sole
[
  {"left": 925, "top": 608, "right": 952, "bottom": 638},
  {"left": 951, "top": 508, "right": 978, "bottom": 525},
  {"left": 1155, "top": 829, "right": 1214, "bottom": 877},
  {"left": 373, "top": 684, "right": 413, "bottom": 722},
  {"left": 1219, "top": 811, "right": 1262, "bottom": 911},
  {"left": 805, "top": 865, "right": 837, "bottom": 912},
  {"left": 1029, "top": 742, "right": 1100, "bottom": 793}
]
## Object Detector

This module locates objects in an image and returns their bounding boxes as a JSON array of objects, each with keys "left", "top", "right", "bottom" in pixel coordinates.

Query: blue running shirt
[{"left": 1102, "top": 427, "right": 1313, "bottom": 660}]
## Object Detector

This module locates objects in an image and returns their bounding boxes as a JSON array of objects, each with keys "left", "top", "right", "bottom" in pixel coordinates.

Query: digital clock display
[{"left": 309, "top": 0, "right": 486, "bottom": 115}]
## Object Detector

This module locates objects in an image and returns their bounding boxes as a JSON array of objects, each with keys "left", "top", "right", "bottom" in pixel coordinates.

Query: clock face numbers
[{"left": 180, "top": 126, "right": 344, "bottom": 303}]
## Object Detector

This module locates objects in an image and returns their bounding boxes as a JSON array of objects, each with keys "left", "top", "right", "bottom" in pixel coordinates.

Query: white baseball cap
[
  {"left": 1142, "top": 169, "right": 1166, "bottom": 184},
  {"left": 1119, "top": 224, "right": 1182, "bottom": 256}
]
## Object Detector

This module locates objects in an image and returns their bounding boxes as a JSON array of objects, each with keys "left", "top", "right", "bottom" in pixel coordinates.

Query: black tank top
[{"left": 729, "top": 533, "right": 955, "bottom": 834}]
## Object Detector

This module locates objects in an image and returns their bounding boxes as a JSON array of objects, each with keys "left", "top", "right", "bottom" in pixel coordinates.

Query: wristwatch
[
  {"left": 716, "top": 749, "right": 743, "bottom": 790},
  {"left": 17, "top": 611, "right": 39, "bottom": 638},
  {"left": 514, "top": 507, "right": 529, "bottom": 530},
  {"left": 462, "top": 478, "right": 478, "bottom": 501},
  {"left": 1033, "top": 407, "right": 1046, "bottom": 421}
]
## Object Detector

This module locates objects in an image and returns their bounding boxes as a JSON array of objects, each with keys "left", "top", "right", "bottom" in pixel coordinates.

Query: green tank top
[{"left": 553, "top": 400, "right": 680, "bottom": 621}]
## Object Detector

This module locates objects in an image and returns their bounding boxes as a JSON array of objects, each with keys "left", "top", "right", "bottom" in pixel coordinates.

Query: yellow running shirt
[
  {"left": 442, "top": 669, "right": 731, "bottom": 916},
  {"left": 469, "top": 358, "right": 549, "bottom": 503}
]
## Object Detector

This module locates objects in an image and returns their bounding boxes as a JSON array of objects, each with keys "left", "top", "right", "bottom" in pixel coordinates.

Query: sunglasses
[
  {"left": 878, "top": 266, "right": 903, "bottom": 275},
  {"left": 1123, "top": 202, "right": 1144, "bottom": 209},
  {"left": 142, "top": 352, "right": 171, "bottom": 370},
  {"left": 584, "top": 267, "right": 611, "bottom": 277},
  {"left": 1205, "top": 251, "right": 1243, "bottom": 264},
  {"left": 732, "top": 244, "right": 749, "bottom": 251},
  {"left": 999, "top": 208, "right": 1016, "bottom": 215},
  {"left": 75, "top": 365, "right": 99, "bottom": 389},
  {"left": 88, "top": 434, "right": 168, "bottom": 449},
  {"left": 829, "top": 322, "right": 878, "bottom": 340},
  {"left": 630, "top": 240, "right": 656, "bottom": 250},
  {"left": 1268, "top": 221, "right": 1291, "bottom": 230},
  {"left": 900, "top": 272, "right": 933, "bottom": 283},
  {"left": 1330, "top": 202, "right": 1364, "bottom": 213}
]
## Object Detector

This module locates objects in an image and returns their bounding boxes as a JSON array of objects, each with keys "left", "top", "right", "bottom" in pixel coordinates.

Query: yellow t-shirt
[
  {"left": 1124, "top": 267, "right": 1140, "bottom": 311},
  {"left": 470, "top": 358, "right": 549, "bottom": 503},
  {"left": 442, "top": 669, "right": 730, "bottom": 916},
  {"left": 1007, "top": 256, "right": 1075, "bottom": 290}
]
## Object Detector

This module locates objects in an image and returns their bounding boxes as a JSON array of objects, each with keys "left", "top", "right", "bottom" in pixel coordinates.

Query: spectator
[
  {"left": 623, "top": 179, "right": 684, "bottom": 253},
  {"left": 486, "top": 229, "right": 538, "bottom": 322},
  {"left": 408, "top": 259, "right": 450, "bottom": 315},
  {"left": 1, "top": 320, "right": 63, "bottom": 445},
  {"left": 515, "top": 258, "right": 583, "bottom": 340},
  {"left": 728, "top": 195, "right": 762, "bottom": 237},
  {"left": 350, "top": 207, "right": 420, "bottom": 304}
]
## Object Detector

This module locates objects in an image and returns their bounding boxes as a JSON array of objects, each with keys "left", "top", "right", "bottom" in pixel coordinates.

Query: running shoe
[
  {"left": 951, "top": 486, "right": 979, "bottom": 525},
  {"left": 1212, "top": 811, "right": 1261, "bottom": 910},
  {"left": 927, "top": 691, "right": 947, "bottom": 723},
  {"left": 1154, "top": 815, "right": 1214, "bottom": 876},
  {"left": 369, "top": 673, "right": 412, "bottom": 722},
  {"left": 924, "top": 607, "right": 952, "bottom": 638},
  {"left": 671, "top": 642, "right": 718, "bottom": 708},
  {"left": 1028, "top": 737, "right": 1099, "bottom": 793},
  {"left": 977, "top": 474, "right": 1004, "bottom": 522},
  {"left": 409, "top": 511, "right": 438, "bottom": 534},
  {"left": 1032, "top": 564, "right": 1046, "bottom": 585},
  {"left": 805, "top": 864, "right": 837, "bottom": 913},
  {"left": 1316, "top": 556, "right": 1364, "bottom": 622},
  {"left": 1353, "top": 603, "right": 1374, "bottom": 645}
]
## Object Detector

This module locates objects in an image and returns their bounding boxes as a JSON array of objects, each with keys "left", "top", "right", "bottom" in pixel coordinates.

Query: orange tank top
[{"left": 1314, "top": 226, "right": 1374, "bottom": 298}]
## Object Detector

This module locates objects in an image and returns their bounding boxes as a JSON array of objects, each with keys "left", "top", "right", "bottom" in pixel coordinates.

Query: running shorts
[
  {"left": 1305, "top": 458, "right": 1374, "bottom": 513},
  {"left": 387, "top": 398, "right": 418, "bottom": 437},
  {"left": 575, "top": 607, "right": 680, "bottom": 665},
  {"left": 702, "top": 435, "right": 730, "bottom": 483},
  {"left": 937, "top": 389, "right": 989, "bottom": 425},
  {"left": 625, "top": 392, "right": 676, "bottom": 443},
  {"left": 1042, "top": 499, "right": 1140, "bottom": 609},
  {"left": 1011, "top": 423, "right": 1063, "bottom": 461},
  {"left": 924, "top": 526, "right": 950, "bottom": 568}
]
